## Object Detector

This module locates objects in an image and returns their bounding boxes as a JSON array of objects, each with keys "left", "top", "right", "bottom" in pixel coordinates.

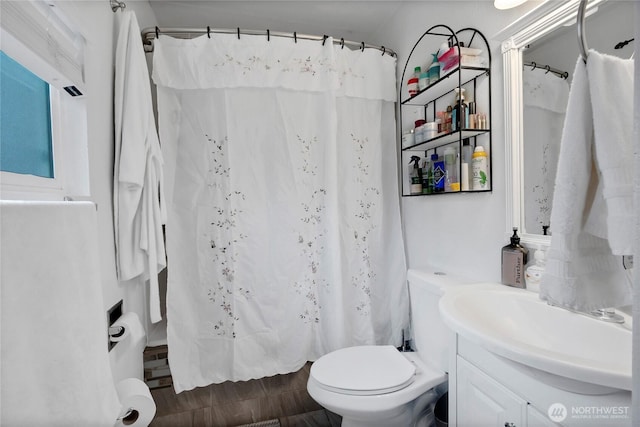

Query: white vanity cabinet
[
  {"left": 456, "top": 356, "right": 526, "bottom": 427},
  {"left": 449, "top": 335, "right": 632, "bottom": 427}
]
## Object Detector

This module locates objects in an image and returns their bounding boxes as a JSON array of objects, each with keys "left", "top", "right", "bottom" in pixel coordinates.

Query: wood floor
[{"left": 149, "top": 363, "right": 342, "bottom": 427}]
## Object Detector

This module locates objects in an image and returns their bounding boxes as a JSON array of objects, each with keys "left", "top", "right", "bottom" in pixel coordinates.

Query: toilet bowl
[{"left": 307, "top": 269, "right": 471, "bottom": 427}]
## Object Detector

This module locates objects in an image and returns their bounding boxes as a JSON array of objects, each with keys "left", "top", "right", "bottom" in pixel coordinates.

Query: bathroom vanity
[{"left": 440, "top": 285, "right": 632, "bottom": 426}]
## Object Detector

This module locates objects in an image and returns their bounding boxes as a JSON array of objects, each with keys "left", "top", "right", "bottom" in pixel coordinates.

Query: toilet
[{"left": 307, "top": 269, "right": 470, "bottom": 427}]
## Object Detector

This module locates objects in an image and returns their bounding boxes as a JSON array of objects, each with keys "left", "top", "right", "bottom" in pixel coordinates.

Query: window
[
  {"left": 0, "top": 0, "right": 88, "bottom": 200},
  {"left": 1, "top": 50, "right": 54, "bottom": 179}
]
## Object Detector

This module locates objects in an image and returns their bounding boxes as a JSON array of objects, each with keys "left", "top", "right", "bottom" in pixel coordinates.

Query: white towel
[
  {"left": 114, "top": 11, "right": 166, "bottom": 323},
  {"left": 539, "top": 56, "right": 632, "bottom": 312},
  {"left": 587, "top": 51, "right": 635, "bottom": 255},
  {"left": 0, "top": 201, "right": 121, "bottom": 426}
]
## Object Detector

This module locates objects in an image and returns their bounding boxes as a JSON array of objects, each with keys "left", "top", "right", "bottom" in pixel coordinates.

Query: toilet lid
[{"left": 311, "top": 345, "right": 416, "bottom": 396}]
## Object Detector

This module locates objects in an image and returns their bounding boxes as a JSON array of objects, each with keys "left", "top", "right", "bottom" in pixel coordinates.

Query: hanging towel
[
  {"left": 586, "top": 50, "right": 635, "bottom": 255},
  {"left": 1, "top": 201, "right": 122, "bottom": 426},
  {"left": 539, "top": 55, "right": 632, "bottom": 312},
  {"left": 114, "top": 11, "right": 166, "bottom": 323}
]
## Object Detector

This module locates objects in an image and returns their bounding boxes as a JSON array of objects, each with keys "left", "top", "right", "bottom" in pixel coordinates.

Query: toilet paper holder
[
  {"left": 109, "top": 325, "right": 125, "bottom": 338},
  {"left": 107, "top": 299, "right": 123, "bottom": 351}
]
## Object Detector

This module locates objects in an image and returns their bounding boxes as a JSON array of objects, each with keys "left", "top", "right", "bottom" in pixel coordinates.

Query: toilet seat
[{"left": 310, "top": 345, "right": 416, "bottom": 396}]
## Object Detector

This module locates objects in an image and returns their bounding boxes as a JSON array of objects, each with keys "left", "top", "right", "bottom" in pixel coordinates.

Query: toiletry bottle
[
  {"left": 418, "top": 70, "right": 429, "bottom": 91},
  {"left": 409, "top": 155, "right": 422, "bottom": 195},
  {"left": 501, "top": 227, "right": 529, "bottom": 288},
  {"left": 461, "top": 139, "right": 473, "bottom": 191},
  {"left": 471, "top": 145, "right": 488, "bottom": 190},
  {"left": 468, "top": 102, "right": 476, "bottom": 129},
  {"left": 402, "top": 129, "right": 415, "bottom": 149},
  {"left": 443, "top": 146, "right": 459, "bottom": 192},
  {"left": 428, "top": 53, "right": 440, "bottom": 84},
  {"left": 407, "top": 67, "right": 420, "bottom": 97},
  {"left": 445, "top": 106, "right": 453, "bottom": 133},
  {"left": 421, "top": 158, "right": 433, "bottom": 195},
  {"left": 426, "top": 156, "right": 435, "bottom": 194},
  {"left": 524, "top": 246, "right": 546, "bottom": 293},
  {"left": 453, "top": 88, "right": 467, "bottom": 130},
  {"left": 432, "top": 153, "right": 445, "bottom": 193}
]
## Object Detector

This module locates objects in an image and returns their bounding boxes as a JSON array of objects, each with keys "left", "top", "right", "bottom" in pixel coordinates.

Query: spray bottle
[{"left": 409, "top": 156, "right": 422, "bottom": 195}]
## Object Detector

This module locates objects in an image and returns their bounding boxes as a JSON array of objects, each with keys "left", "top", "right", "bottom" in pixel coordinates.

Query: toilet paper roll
[
  {"left": 110, "top": 312, "right": 145, "bottom": 343},
  {"left": 115, "top": 378, "right": 156, "bottom": 427}
]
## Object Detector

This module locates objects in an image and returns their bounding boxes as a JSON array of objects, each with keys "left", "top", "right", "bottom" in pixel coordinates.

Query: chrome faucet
[
  {"left": 546, "top": 301, "right": 625, "bottom": 324},
  {"left": 588, "top": 308, "right": 625, "bottom": 324}
]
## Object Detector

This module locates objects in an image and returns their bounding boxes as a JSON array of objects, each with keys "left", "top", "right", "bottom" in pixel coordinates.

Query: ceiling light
[{"left": 494, "top": 0, "right": 528, "bottom": 10}]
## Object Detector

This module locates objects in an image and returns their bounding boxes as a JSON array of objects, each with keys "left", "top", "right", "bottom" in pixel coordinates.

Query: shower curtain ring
[
  {"left": 322, "top": 35, "right": 327, "bottom": 46},
  {"left": 237, "top": 27, "right": 240, "bottom": 39},
  {"left": 545, "top": 65, "right": 551, "bottom": 74},
  {"left": 267, "top": 29, "right": 270, "bottom": 41},
  {"left": 341, "top": 38, "right": 345, "bottom": 49},
  {"left": 207, "top": 26, "right": 211, "bottom": 38},
  {"left": 294, "top": 32, "right": 297, "bottom": 43},
  {"left": 381, "top": 46, "right": 386, "bottom": 56},
  {"left": 155, "top": 26, "right": 159, "bottom": 38},
  {"left": 562, "top": 71, "right": 569, "bottom": 79},
  {"left": 530, "top": 62, "right": 536, "bottom": 70},
  {"left": 361, "top": 42, "right": 365, "bottom": 52}
]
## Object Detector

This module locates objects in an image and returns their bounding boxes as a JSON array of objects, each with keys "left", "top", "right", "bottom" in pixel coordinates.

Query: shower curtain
[
  {"left": 522, "top": 68, "right": 569, "bottom": 234},
  {"left": 153, "top": 33, "right": 407, "bottom": 392}
]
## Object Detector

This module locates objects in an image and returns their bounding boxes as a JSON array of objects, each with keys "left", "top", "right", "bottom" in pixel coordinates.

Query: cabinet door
[
  {"left": 457, "top": 357, "right": 527, "bottom": 427},
  {"left": 527, "top": 404, "right": 557, "bottom": 427}
]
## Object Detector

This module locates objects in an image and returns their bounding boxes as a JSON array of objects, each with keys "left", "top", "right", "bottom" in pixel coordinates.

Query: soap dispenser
[
  {"left": 501, "top": 228, "right": 529, "bottom": 288},
  {"left": 524, "top": 246, "right": 546, "bottom": 293}
]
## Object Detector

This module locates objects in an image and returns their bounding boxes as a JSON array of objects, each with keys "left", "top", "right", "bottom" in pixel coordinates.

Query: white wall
[
  {"left": 370, "top": 1, "right": 540, "bottom": 282},
  {"left": 53, "top": 0, "right": 159, "bottom": 380}
]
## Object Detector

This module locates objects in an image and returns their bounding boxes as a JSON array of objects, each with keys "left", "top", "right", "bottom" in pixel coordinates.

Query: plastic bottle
[
  {"left": 428, "top": 53, "right": 440, "bottom": 84},
  {"left": 445, "top": 106, "right": 453, "bottom": 133},
  {"left": 409, "top": 155, "right": 422, "bottom": 195},
  {"left": 421, "top": 158, "right": 433, "bottom": 194},
  {"left": 407, "top": 67, "right": 420, "bottom": 97},
  {"left": 461, "top": 139, "right": 473, "bottom": 191},
  {"left": 431, "top": 153, "right": 445, "bottom": 193},
  {"left": 471, "top": 145, "right": 488, "bottom": 190},
  {"left": 501, "top": 227, "right": 529, "bottom": 288},
  {"left": 443, "top": 146, "right": 459, "bottom": 192},
  {"left": 418, "top": 70, "right": 429, "bottom": 91}
]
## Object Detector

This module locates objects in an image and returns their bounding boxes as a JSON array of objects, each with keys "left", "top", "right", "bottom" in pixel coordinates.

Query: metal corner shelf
[
  {"left": 402, "top": 128, "right": 490, "bottom": 153},
  {"left": 399, "top": 25, "right": 492, "bottom": 197},
  {"left": 400, "top": 66, "right": 490, "bottom": 107}
]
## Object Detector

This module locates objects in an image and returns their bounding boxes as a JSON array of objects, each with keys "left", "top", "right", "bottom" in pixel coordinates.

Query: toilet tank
[{"left": 408, "top": 268, "right": 473, "bottom": 373}]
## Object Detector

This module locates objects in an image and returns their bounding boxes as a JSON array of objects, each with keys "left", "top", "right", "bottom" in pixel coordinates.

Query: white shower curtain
[
  {"left": 153, "top": 34, "right": 407, "bottom": 392},
  {"left": 522, "top": 68, "right": 569, "bottom": 234}
]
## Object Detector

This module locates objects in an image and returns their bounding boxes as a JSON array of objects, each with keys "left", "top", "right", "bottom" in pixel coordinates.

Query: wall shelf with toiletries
[{"left": 400, "top": 26, "right": 492, "bottom": 197}]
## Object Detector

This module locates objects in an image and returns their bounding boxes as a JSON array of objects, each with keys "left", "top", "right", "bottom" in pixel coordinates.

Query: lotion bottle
[{"left": 501, "top": 228, "right": 529, "bottom": 288}]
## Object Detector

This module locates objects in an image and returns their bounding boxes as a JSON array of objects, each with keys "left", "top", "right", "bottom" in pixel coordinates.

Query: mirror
[{"left": 497, "top": 0, "right": 635, "bottom": 246}]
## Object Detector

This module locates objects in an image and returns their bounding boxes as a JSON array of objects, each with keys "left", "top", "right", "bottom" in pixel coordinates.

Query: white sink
[{"left": 439, "top": 284, "right": 632, "bottom": 392}]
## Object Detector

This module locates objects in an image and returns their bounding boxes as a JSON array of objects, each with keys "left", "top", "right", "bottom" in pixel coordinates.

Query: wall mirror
[{"left": 497, "top": 0, "right": 635, "bottom": 247}]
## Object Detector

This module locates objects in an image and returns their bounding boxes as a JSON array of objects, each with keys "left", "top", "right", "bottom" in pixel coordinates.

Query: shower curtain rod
[
  {"left": 524, "top": 61, "right": 569, "bottom": 79},
  {"left": 140, "top": 26, "right": 396, "bottom": 57}
]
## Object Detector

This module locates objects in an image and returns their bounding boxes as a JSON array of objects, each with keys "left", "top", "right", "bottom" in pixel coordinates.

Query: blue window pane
[{"left": 0, "top": 51, "right": 54, "bottom": 178}]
